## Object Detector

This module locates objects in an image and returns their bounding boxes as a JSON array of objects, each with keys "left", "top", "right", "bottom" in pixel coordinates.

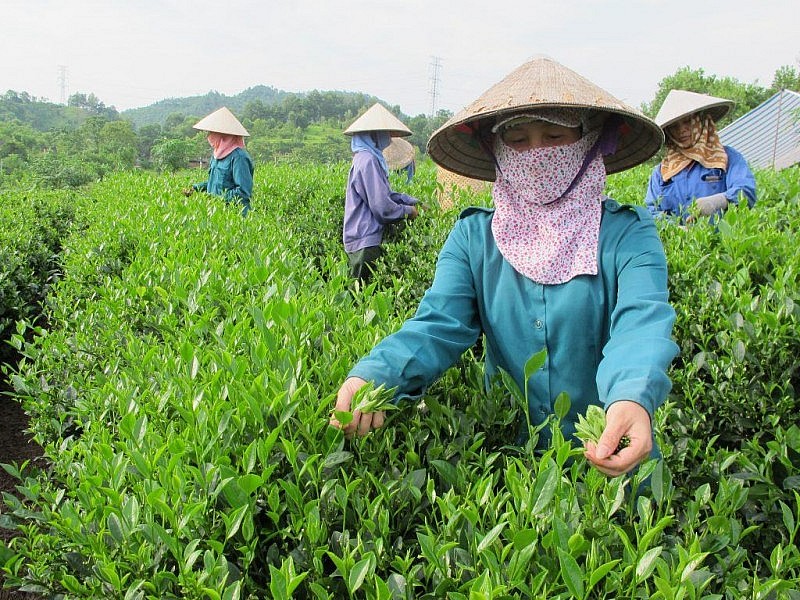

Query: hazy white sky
[{"left": 2, "top": 0, "right": 798, "bottom": 117}]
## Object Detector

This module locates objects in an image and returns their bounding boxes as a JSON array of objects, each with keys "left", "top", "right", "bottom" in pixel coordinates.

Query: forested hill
[
  {"left": 1, "top": 85, "right": 395, "bottom": 132},
  {"left": 122, "top": 85, "right": 290, "bottom": 128},
  {"left": 121, "top": 87, "right": 399, "bottom": 130},
  {"left": 0, "top": 84, "right": 449, "bottom": 179},
  {"left": 0, "top": 91, "right": 105, "bottom": 131}
]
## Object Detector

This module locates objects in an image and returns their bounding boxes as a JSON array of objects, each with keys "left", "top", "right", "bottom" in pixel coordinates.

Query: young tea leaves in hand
[
  {"left": 574, "top": 405, "right": 630, "bottom": 453},
  {"left": 351, "top": 382, "right": 398, "bottom": 414}
]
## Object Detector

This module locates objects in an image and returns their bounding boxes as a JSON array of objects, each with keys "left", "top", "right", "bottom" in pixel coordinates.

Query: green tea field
[{"left": 1, "top": 160, "right": 799, "bottom": 599}]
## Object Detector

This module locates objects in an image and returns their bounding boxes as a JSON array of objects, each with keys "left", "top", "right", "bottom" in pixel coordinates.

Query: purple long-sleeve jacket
[{"left": 343, "top": 152, "right": 418, "bottom": 253}]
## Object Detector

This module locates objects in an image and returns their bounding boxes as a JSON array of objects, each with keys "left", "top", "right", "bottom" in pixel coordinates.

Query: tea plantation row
[{"left": 0, "top": 161, "right": 799, "bottom": 598}]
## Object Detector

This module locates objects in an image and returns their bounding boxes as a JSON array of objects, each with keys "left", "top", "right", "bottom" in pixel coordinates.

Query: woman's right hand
[{"left": 329, "top": 377, "right": 385, "bottom": 437}]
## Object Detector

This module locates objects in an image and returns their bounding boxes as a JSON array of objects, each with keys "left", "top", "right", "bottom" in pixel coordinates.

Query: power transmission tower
[
  {"left": 57, "top": 65, "right": 68, "bottom": 104},
  {"left": 429, "top": 56, "right": 442, "bottom": 117}
]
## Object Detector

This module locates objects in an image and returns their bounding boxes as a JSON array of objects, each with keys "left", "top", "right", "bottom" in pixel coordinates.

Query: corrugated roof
[{"left": 719, "top": 89, "right": 800, "bottom": 170}]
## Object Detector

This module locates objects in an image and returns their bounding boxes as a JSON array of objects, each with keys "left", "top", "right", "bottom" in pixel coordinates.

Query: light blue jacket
[
  {"left": 350, "top": 200, "right": 678, "bottom": 448},
  {"left": 645, "top": 146, "right": 756, "bottom": 220}
]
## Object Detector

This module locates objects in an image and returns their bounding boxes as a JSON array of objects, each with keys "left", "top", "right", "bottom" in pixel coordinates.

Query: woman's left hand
[{"left": 584, "top": 400, "right": 652, "bottom": 477}]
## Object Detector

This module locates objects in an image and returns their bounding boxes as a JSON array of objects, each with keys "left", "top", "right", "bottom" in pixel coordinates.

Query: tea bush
[
  {"left": 0, "top": 186, "right": 88, "bottom": 362},
  {"left": 1, "top": 162, "right": 800, "bottom": 598}
]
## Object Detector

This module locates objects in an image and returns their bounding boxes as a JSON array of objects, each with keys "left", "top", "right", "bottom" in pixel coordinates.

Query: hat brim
[
  {"left": 654, "top": 90, "right": 735, "bottom": 129},
  {"left": 383, "top": 138, "right": 416, "bottom": 169},
  {"left": 657, "top": 102, "right": 733, "bottom": 129},
  {"left": 343, "top": 103, "right": 413, "bottom": 137},
  {"left": 345, "top": 127, "right": 413, "bottom": 137},
  {"left": 192, "top": 107, "right": 250, "bottom": 137},
  {"left": 428, "top": 105, "right": 664, "bottom": 180},
  {"left": 426, "top": 57, "right": 664, "bottom": 181}
]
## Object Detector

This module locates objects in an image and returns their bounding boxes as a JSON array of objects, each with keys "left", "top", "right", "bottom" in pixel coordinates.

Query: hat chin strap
[
  {"left": 556, "top": 114, "right": 622, "bottom": 201},
  {"left": 474, "top": 128, "right": 502, "bottom": 176}
]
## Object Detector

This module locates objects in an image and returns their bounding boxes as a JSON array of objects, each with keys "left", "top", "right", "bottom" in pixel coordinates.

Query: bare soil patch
[{"left": 0, "top": 369, "right": 44, "bottom": 600}]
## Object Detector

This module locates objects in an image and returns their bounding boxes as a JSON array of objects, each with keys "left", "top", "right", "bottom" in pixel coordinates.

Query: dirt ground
[{"left": 0, "top": 371, "right": 44, "bottom": 600}]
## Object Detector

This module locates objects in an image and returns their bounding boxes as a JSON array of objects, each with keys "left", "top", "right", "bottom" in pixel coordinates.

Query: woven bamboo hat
[
  {"left": 655, "top": 89, "right": 734, "bottom": 129},
  {"left": 383, "top": 138, "right": 416, "bottom": 169},
  {"left": 427, "top": 56, "right": 664, "bottom": 181},
  {"left": 344, "top": 103, "right": 412, "bottom": 137},
  {"left": 192, "top": 107, "right": 250, "bottom": 137},
  {"left": 436, "top": 166, "right": 491, "bottom": 210}
]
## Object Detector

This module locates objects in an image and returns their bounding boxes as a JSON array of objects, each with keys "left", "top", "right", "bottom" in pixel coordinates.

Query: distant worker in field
[
  {"left": 183, "top": 107, "right": 255, "bottom": 216},
  {"left": 343, "top": 103, "right": 420, "bottom": 281},
  {"left": 330, "top": 56, "right": 679, "bottom": 478},
  {"left": 645, "top": 90, "right": 756, "bottom": 223}
]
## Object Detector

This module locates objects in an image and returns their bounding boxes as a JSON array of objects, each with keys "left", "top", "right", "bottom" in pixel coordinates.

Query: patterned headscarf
[
  {"left": 491, "top": 122, "right": 606, "bottom": 285},
  {"left": 660, "top": 113, "right": 728, "bottom": 182}
]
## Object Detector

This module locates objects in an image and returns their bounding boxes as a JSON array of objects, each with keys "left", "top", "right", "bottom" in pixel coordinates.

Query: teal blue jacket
[
  {"left": 350, "top": 200, "right": 678, "bottom": 447},
  {"left": 193, "top": 147, "right": 254, "bottom": 207}
]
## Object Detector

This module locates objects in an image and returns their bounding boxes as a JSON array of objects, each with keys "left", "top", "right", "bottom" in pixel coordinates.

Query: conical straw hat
[
  {"left": 383, "top": 137, "right": 416, "bottom": 169},
  {"left": 193, "top": 107, "right": 250, "bottom": 136},
  {"left": 654, "top": 89, "right": 734, "bottom": 129},
  {"left": 344, "top": 103, "right": 412, "bottom": 137},
  {"left": 427, "top": 56, "right": 664, "bottom": 180},
  {"left": 436, "top": 166, "right": 490, "bottom": 210}
]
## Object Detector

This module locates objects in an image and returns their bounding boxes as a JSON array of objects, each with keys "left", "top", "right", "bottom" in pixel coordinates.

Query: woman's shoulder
[
  {"left": 723, "top": 145, "right": 747, "bottom": 161},
  {"left": 602, "top": 198, "right": 653, "bottom": 224},
  {"left": 457, "top": 206, "right": 494, "bottom": 220},
  {"left": 442, "top": 206, "right": 494, "bottom": 241},
  {"left": 352, "top": 150, "right": 380, "bottom": 165},
  {"left": 228, "top": 147, "right": 253, "bottom": 162}
]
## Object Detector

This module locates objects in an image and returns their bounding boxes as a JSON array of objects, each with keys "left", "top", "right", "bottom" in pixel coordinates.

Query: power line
[{"left": 428, "top": 56, "right": 442, "bottom": 117}]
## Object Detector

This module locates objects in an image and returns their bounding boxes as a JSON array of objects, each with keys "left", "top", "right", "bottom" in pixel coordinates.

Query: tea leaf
[
  {"left": 636, "top": 546, "right": 663, "bottom": 580},
  {"left": 557, "top": 547, "right": 585, "bottom": 599},
  {"left": 333, "top": 410, "right": 353, "bottom": 426},
  {"left": 588, "top": 559, "right": 621, "bottom": 589},
  {"left": 348, "top": 556, "right": 372, "bottom": 593},
  {"left": 523, "top": 348, "right": 547, "bottom": 383},
  {"left": 477, "top": 522, "right": 507, "bottom": 554},
  {"left": 531, "top": 463, "right": 559, "bottom": 516},
  {"left": 553, "top": 392, "right": 570, "bottom": 421},
  {"left": 323, "top": 451, "right": 353, "bottom": 470}
]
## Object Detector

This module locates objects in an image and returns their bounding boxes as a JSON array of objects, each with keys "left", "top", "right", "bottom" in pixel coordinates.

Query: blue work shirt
[
  {"left": 644, "top": 146, "right": 756, "bottom": 220},
  {"left": 193, "top": 148, "right": 254, "bottom": 214},
  {"left": 349, "top": 200, "right": 678, "bottom": 449},
  {"left": 344, "top": 152, "right": 418, "bottom": 253}
]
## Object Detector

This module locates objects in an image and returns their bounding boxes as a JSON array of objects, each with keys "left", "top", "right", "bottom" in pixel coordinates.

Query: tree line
[{"left": 1, "top": 63, "right": 798, "bottom": 189}]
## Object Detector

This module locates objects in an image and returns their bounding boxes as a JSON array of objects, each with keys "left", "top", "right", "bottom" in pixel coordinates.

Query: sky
[{"left": 2, "top": 0, "right": 798, "bottom": 118}]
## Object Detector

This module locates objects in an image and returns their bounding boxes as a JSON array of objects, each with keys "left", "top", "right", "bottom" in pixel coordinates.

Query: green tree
[
  {"left": 163, "top": 112, "right": 188, "bottom": 133},
  {"left": 770, "top": 65, "right": 800, "bottom": 92},
  {"left": 242, "top": 100, "right": 275, "bottom": 122},
  {"left": 98, "top": 120, "right": 138, "bottom": 169},
  {"left": 136, "top": 123, "right": 162, "bottom": 166},
  {"left": 162, "top": 113, "right": 201, "bottom": 139},
  {"left": 0, "top": 119, "right": 44, "bottom": 162},
  {"left": 151, "top": 138, "right": 197, "bottom": 171},
  {"left": 408, "top": 109, "right": 452, "bottom": 156},
  {"left": 68, "top": 92, "right": 119, "bottom": 119}
]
